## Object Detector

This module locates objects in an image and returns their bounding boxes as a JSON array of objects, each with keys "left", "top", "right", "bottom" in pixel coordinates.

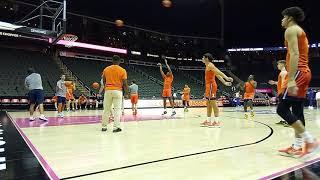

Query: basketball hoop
[{"left": 62, "top": 34, "right": 78, "bottom": 48}]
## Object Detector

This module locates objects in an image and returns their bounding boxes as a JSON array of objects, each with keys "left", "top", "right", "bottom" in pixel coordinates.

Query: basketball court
[
  {"left": 1, "top": 1, "right": 320, "bottom": 179},
  {"left": 6, "top": 106, "right": 320, "bottom": 179}
]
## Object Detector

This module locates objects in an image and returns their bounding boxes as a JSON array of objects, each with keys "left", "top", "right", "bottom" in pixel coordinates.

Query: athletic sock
[
  {"left": 215, "top": 116, "right": 219, "bottom": 123},
  {"left": 207, "top": 117, "right": 211, "bottom": 122},
  {"left": 301, "top": 131, "right": 315, "bottom": 143},
  {"left": 293, "top": 138, "right": 303, "bottom": 149}
]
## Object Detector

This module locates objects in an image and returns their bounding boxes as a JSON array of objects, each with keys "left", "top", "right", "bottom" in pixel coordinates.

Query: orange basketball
[
  {"left": 162, "top": 0, "right": 172, "bottom": 8},
  {"left": 92, "top": 82, "right": 100, "bottom": 89},
  {"left": 115, "top": 19, "right": 124, "bottom": 27}
]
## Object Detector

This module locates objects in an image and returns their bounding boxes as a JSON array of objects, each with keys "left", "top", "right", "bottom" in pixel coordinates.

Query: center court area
[{"left": 8, "top": 107, "right": 320, "bottom": 179}]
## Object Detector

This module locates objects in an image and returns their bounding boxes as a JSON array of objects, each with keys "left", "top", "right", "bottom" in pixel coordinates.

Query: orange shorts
[
  {"left": 244, "top": 93, "right": 254, "bottom": 100},
  {"left": 162, "top": 89, "right": 172, "bottom": 98},
  {"left": 205, "top": 83, "right": 217, "bottom": 100},
  {"left": 130, "top": 94, "right": 138, "bottom": 104},
  {"left": 282, "top": 70, "right": 311, "bottom": 99}
]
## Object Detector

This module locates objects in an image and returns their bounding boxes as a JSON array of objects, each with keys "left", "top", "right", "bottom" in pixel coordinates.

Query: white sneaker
[
  {"left": 39, "top": 115, "right": 48, "bottom": 121},
  {"left": 29, "top": 117, "right": 35, "bottom": 121},
  {"left": 58, "top": 113, "right": 64, "bottom": 118}
]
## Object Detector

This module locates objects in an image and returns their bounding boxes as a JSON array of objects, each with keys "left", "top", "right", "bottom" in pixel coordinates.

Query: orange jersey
[
  {"left": 285, "top": 31, "right": 309, "bottom": 72},
  {"left": 183, "top": 87, "right": 191, "bottom": 101},
  {"left": 244, "top": 81, "right": 255, "bottom": 99},
  {"left": 183, "top": 87, "right": 190, "bottom": 97},
  {"left": 102, "top": 65, "right": 127, "bottom": 91},
  {"left": 205, "top": 67, "right": 217, "bottom": 99},
  {"left": 65, "top": 84, "right": 75, "bottom": 94},
  {"left": 282, "top": 30, "right": 311, "bottom": 98},
  {"left": 205, "top": 68, "right": 216, "bottom": 86},
  {"left": 277, "top": 71, "right": 287, "bottom": 95},
  {"left": 163, "top": 74, "right": 173, "bottom": 90}
]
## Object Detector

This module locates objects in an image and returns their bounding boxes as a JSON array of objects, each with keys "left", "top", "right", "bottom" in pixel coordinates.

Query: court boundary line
[
  {"left": 61, "top": 119, "right": 273, "bottom": 179},
  {"left": 259, "top": 156, "right": 320, "bottom": 180},
  {"left": 6, "top": 112, "right": 60, "bottom": 180}
]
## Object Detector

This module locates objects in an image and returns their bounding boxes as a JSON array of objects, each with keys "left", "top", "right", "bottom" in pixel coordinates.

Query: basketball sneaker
[
  {"left": 214, "top": 121, "right": 221, "bottom": 128},
  {"left": 200, "top": 120, "right": 210, "bottom": 127},
  {"left": 39, "top": 114, "right": 48, "bottom": 121},
  {"left": 162, "top": 111, "right": 167, "bottom": 115},
  {"left": 275, "top": 121, "right": 285, "bottom": 125},
  {"left": 207, "top": 121, "right": 221, "bottom": 128},
  {"left": 278, "top": 146, "right": 303, "bottom": 158},
  {"left": 57, "top": 113, "right": 64, "bottom": 118},
  {"left": 113, "top": 128, "right": 122, "bottom": 133},
  {"left": 207, "top": 121, "right": 216, "bottom": 128},
  {"left": 171, "top": 111, "right": 176, "bottom": 116},
  {"left": 250, "top": 111, "right": 255, "bottom": 117},
  {"left": 283, "top": 121, "right": 290, "bottom": 127},
  {"left": 299, "top": 140, "right": 320, "bottom": 160}
]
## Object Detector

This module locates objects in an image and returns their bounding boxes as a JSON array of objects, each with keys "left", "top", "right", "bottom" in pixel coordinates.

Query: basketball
[
  {"left": 162, "top": 0, "right": 172, "bottom": 8},
  {"left": 115, "top": 19, "right": 124, "bottom": 27},
  {"left": 92, "top": 82, "right": 100, "bottom": 89}
]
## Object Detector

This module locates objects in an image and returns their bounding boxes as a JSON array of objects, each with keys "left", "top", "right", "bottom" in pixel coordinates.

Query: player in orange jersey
[
  {"left": 268, "top": 60, "right": 289, "bottom": 126},
  {"left": 66, "top": 81, "right": 76, "bottom": 112},
  {"left": 182, "top": 84, "right": 191, "bottom": 112},
  {"left": 158, "top": 56, "right": 176, "bottom": 116},
  {"left": 99, "top": 55, "right": 128, "bottom": 133},
  {"left": 200, "top": 53, "right": 233, "bottom": 128},
  {"left": 276, "top": 7, "right": 319, "bottom": 159},
  {"left": 243, "top": 75, "right": 257, "bottom": 118}
]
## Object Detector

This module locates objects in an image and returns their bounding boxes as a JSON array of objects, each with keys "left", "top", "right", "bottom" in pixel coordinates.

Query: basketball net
[{"left": 62, "top": 34, "right": 78, "bottom": 48}]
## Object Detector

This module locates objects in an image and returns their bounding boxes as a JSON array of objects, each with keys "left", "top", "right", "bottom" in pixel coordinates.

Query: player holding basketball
[
  {"left": 158, "top": 57, "right": 176, "bottom": 116},
  {"left": 277, "top": 7, "right": 319, "bottom": 159},
  {"left": 268, "top": 60, "right": 289, "bottom": 127},
  {"left": 99, "top": 55, "right": 128, "bottom": 133},
  {"left": 182, "top": 84, "right": 191, "bottom": 112},
  {"left": 129, "top": 80, "right": 139, "bottom": 115},
  {"left": 243, "top": 75, "right": 257, "bottom": 119},
  {"left": 25, "top": 67, "right": 48, "bottom": 121},
  {"left": 200, "top": 53, "right": 233, "bottom": 127}
]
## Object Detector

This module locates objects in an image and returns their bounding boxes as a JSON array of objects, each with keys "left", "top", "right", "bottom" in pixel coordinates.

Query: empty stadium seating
[
  {"left": 61, "top": 57, "right": 163, "bottom": 98},
  {"left": 0, "top": 47, "right": 61, "bottom": 96}
]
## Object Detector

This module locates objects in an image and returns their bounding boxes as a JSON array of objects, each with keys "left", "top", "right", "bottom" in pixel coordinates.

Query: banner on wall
[
  {"left": 122, "top": 99, "right": 224, "bottom": 108},
  {"left": 255, "top": 88, "right": 272, "bottom": 93}
]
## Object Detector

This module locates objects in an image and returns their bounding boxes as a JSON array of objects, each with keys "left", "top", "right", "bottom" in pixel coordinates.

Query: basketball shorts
[
  {"left": 130, "top": 94, "right": 138, "bottom": 104},
  {"left": 28, "top": 89, "right": 44, "bottom": 104},
  {"left": 205, "top": 83, "right": 217, "bottom": 100},
  {"left": 282, "top": 70, "right": 311, "bottom": 100},
  {"left": 57, "top": 96, "right": 66, "bottom": 104},
  {"left": 162, "top": 89, "right": 172, "bottom": 98}
]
